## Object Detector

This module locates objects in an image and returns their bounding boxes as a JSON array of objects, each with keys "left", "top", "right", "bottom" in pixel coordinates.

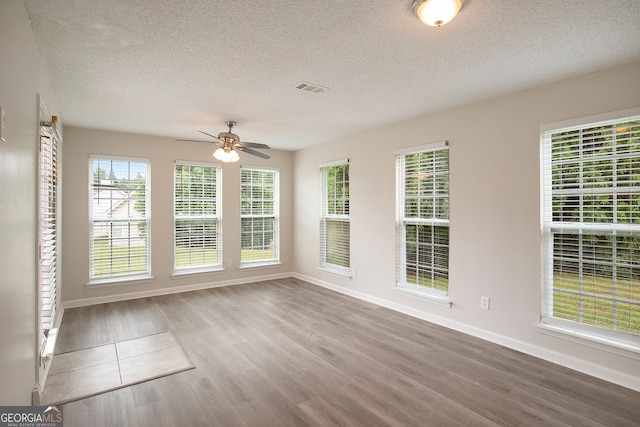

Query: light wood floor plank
[{"left": 58, "top": 279, "right": 640, "bottom": 426}]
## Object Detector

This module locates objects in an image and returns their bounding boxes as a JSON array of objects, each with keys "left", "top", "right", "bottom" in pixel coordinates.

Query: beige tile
[
  {"left": 116, "top": 332, "right": 176, "bottom": 359},
  {"left": 42, "top": 332, "right": 194, "bottom": 405},
  {"left": 41, "top": 361, "right": 121, "bottom": 405},
  {"left": 49, "top": 344, "right": 117, "bottom": 375},
  {"left": 118, "top": 346, "right": 193, "bottom": 384}
]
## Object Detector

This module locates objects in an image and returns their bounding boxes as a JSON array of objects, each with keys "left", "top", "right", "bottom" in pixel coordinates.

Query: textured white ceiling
[{"left": 24, "top": 0, "right": 640, "bottom": 150}]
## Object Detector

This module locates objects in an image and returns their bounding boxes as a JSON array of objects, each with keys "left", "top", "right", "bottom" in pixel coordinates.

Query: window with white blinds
[
  {"left": 541, "top": 114, "right": 640, "bottom": 346},
  {"left": 174, "top": 162, "right": 221, "bottom": 272},
  {"left": 39, "top": 122, "right": 59, "bottom": 336},
  {"left": 320, "top": 160, "right": 350, "bottom": 276},
  {"left": 240, "top": 168, "right": 279, "bottom": 265},
  {"left": 89, "top": 156, "right": 150, "bottom": 282},
  {"left": 396, "top": 142, "right": 449, "bottom": 298}
]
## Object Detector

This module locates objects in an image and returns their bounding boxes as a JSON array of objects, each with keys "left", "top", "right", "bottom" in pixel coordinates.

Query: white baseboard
[
  {"left": 63, "top": 272, "right": 294, "bottom": 309},
  {"left": 293, "top": 273, "right": 640, "bottom": 392},
  {"left": 61, "top": 271, "right": 639, "bottom": 392}
]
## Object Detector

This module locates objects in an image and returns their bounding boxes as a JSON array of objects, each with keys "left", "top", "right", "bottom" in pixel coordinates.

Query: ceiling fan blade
[
  {"left": 237, "top": 146, "right": 271, "bottom": 159},
  {"left": 198, "top": 130, "right": 221, "bottom": 141},
  {"left": 176, "top": 139, "right": 217, "bottom": 144},
  {"left": 237, "top": 141, "right": 271, "bottom": 149}
]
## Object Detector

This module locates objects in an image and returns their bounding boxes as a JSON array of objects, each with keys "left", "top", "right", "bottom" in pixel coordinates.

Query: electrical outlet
[
  {"left": 226, "top": 259, "right": 232, "bottom": 268},
  {"left": 480, "top": 296, "right": 490, "bottom": 311}
]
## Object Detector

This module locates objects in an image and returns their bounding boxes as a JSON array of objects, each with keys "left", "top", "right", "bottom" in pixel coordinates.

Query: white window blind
[
  {"left": 241, "top": 168, "right": 279, "bottom": 265},
  {"left": 174, "top": 163, "right": 221, "bottom": 272},
  {"left": 39, "top": 122, "right": 59, "bottom": 334},
  {"left": 89, "top": 156, "right": 150, "bottom": 281},
  {"left": 396, "top": 143, "right": 449, "bottom": 296},
  {"left": 320, "top": 161, "right": 350, "bottom": 275},
  {"left": 541, "top": 114, "right": 640, "bottom": 345}
]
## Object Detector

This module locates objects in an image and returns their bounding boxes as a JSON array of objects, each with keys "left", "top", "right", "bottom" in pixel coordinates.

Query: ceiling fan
[{"left": 181, "top": 121, "right": 271, "bottom": 162}]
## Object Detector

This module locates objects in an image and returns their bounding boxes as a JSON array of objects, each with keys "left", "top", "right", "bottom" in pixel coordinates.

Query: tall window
[
  {"left": 240, "top": 168, "right": 279, "bottom": 265},
  {"left": 38, "top": 116, "right": 60, "bottom": 355},
  {"left": 90, "top": 156, "right": 150, "bottom": 282},
  {"left": 320, "top": 160, "right": 350, "bottom": 276},
  {"left": 174, "top": 162, "right": 221, "bottom": 273},
  {"left": 541, "top": 113, "right": 640, "bottom": 345},
  {"left": 396, "top": 142, "right": 449, "bottom": 298}
]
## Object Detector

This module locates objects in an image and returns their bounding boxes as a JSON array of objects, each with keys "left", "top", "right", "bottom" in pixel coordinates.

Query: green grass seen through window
[
  {"left": 94, "top": 242, "right": 276, "bottom": 275},
  {"left": 92, "top": 240, "right": 147, "bottom": 277},
  {"left": 553, "top": 273, "right": 640, "bottom": 334},
  {"left": 406, "top": 272, "right": 448, "bottom": 293}
]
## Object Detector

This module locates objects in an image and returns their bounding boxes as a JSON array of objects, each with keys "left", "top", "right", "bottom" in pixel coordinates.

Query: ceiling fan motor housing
[{"left": 218, "top": 131, "right": 240, "bottom": 143}]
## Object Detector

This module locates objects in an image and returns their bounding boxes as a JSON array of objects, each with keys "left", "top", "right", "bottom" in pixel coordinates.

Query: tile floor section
[{"left": 41, "top": 332, "right": 194, "bottom": 405}]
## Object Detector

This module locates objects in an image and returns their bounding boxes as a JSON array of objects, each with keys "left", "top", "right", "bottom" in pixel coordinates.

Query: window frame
[
  {"left": 173, "top": 161, "right": 222, "bottom": 275},
  {"left": 395, "top": 142, "right": 451, "bottom": 306},
  {"left": 320, "top": 159, "right": 351, "bottom": 277},
  {"left": 540, "top": 108, "right": 640, "bottom": 353},
  {"left": 88, "top": 154, "right": 152, "bottom": 285},
  {"left": 240, "top": 166, "right": 280, "bottom": 267}
]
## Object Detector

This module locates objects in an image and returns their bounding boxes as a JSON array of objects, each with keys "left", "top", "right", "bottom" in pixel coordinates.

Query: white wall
[
  {"left": 61, "top": 127, "right": 293, "bottom": 304},
  {"left": 293, "top": 61, "right": 640, "bottom": 390},
  {"left": 0, "top": 1, "right": 59, "bottom": 404}
]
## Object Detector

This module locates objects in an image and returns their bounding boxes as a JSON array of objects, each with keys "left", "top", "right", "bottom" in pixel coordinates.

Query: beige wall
[
  {"left": 293, "top": 61, "right": 640, "bottom": 389},
  {"left": 61, "top": 127, "right": 294, "bottom": 303},
  {"left": 0, "top": 1, "right": 59, "bottom": 404}
]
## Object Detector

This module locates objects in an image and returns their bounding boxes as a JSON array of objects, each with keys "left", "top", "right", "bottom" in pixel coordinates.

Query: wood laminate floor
[{"left": 54, "top": 278, "right": 640, "bottom": 426}]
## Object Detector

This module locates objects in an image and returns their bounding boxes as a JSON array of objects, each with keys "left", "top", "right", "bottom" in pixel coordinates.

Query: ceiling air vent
[{"left": 294, "top": 81, "right": 328, "bottom": 94}]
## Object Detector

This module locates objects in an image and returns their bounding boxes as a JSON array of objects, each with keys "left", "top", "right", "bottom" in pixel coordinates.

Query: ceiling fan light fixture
[
  {"left": 213, "top": 147, "right": 240, "bottom": 163},
  {"left": 412, "top": 0, "right": 462, "bottom": 27}
]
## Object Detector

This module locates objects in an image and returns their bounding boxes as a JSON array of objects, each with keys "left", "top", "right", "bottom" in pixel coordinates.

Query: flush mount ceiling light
[{"left": 412, "top": 0, "right": 462, "bottom": 27}]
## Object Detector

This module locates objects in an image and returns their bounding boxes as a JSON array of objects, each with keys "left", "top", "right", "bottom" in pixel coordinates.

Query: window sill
[
  {"left": 394, "top": 285, "right": 452, "bottom": 308},
  {"left": 535, "top": 323, "right": 640, "bottom": 359},
  {"left": 172, "top": 267, "right": 224, "bottom": 279},
  {"left": 86, "top": 275, "right": 154, "bottom": 288},
  {"left": 318, "top": 266, "right": 352, "bottom": 279},
  {"left": 239, "top": 261, "right": 282, "bottom": 270}
]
